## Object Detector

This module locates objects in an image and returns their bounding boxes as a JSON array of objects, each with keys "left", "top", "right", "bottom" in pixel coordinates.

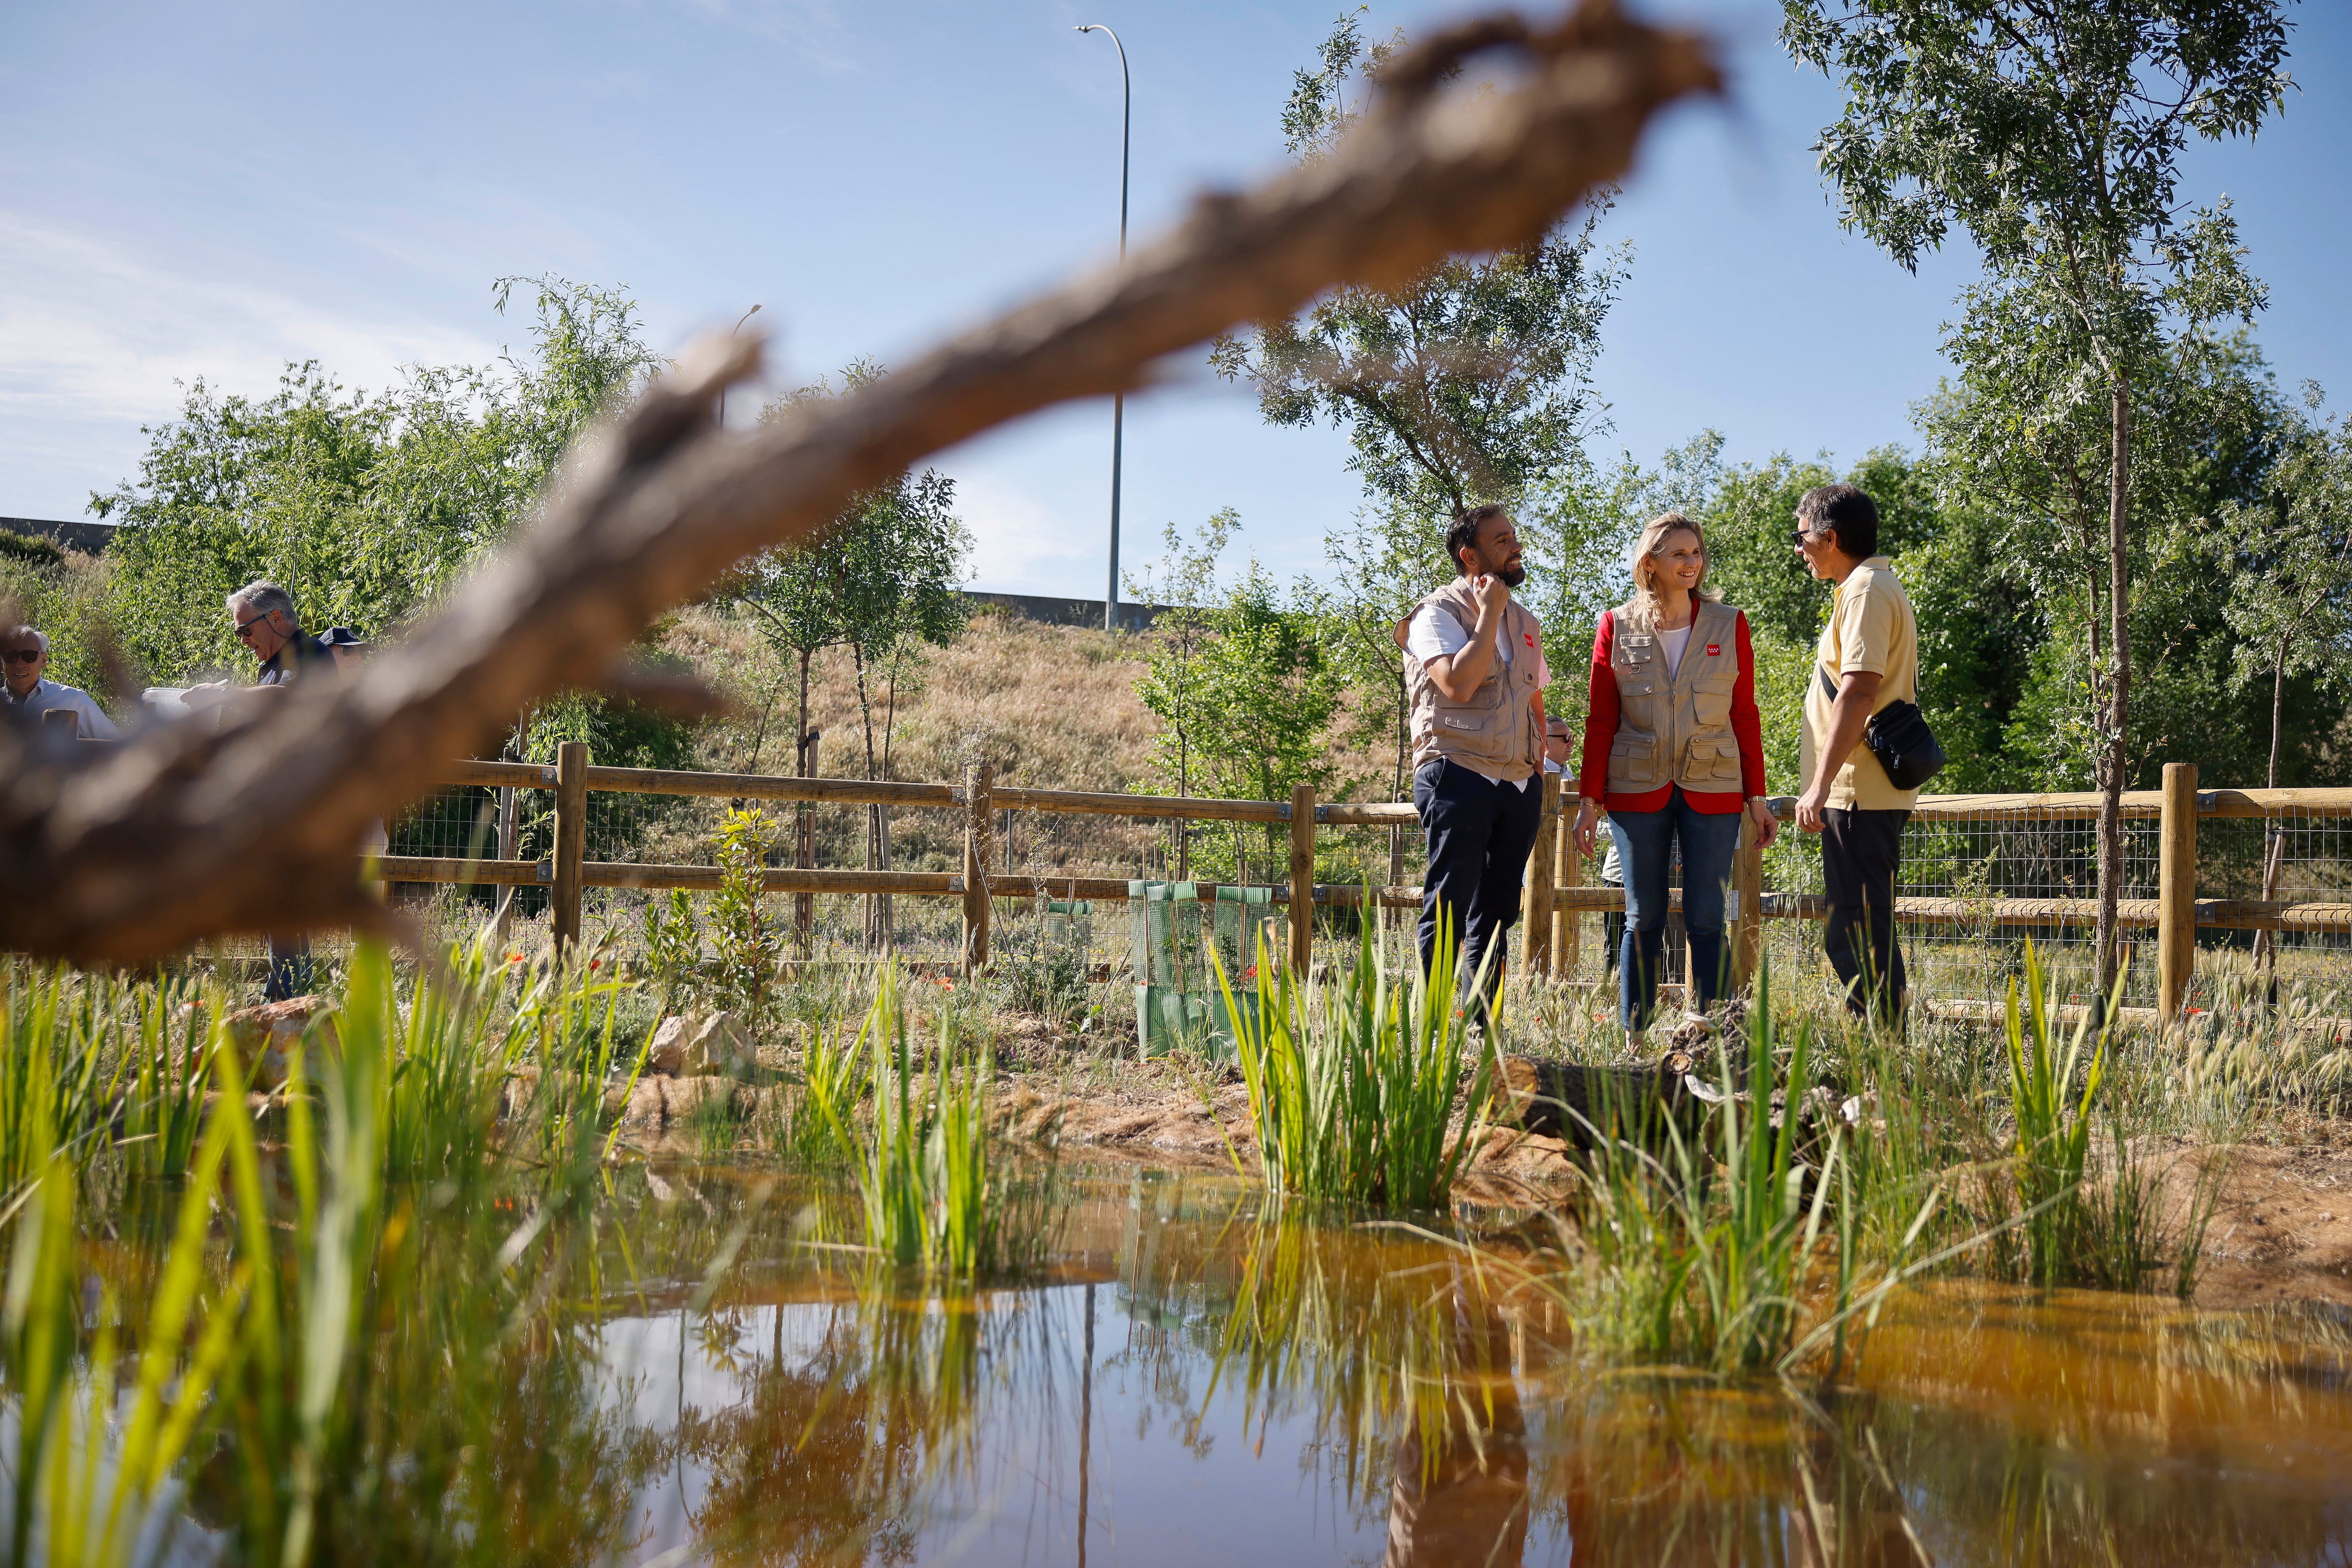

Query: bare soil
[{"left": 2164, "top": 1128, "right": 2352, "bottom": 1307}]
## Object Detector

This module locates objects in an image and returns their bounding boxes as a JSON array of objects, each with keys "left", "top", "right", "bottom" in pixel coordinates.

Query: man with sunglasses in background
[
  {"left": 0, "top": 625, "right": 119, "bottom": 738},
  {"left": 186, "top": 581, "right": 333, "bottom": 710}
]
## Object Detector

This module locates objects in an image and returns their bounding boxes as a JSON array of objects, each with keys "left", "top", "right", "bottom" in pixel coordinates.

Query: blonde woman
[{"left": 1572, "top": 513, "right": 1776, "bottom": 1035}]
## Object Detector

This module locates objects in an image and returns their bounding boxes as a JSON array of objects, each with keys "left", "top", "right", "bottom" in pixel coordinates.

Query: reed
[
  {"left": 1219, "top": 907, "right": 1494, "bottom": 1209},
  {"left": 0, "top": 935, "right": 676, "bottom": 1568},
  {"left": 819, "top": 968, "right": 1058, "bottom": 1277}
]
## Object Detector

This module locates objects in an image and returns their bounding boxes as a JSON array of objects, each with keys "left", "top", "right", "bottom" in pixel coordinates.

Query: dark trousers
[
  {"left": 266, "top": 935, "right": 314, "bottom": 1001},
  {"left": 1413, "top": 759, "right": 1543, "bottom": 1019},
  {"left": 1823, "top": 807, "right": 1908, "bottom": 1021}
]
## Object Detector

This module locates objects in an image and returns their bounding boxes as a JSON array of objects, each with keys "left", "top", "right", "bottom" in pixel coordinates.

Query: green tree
[
  {"left": 1135, "top": 522, "right": 1344, "bottom": 879},
  {"left": 1918, "top": 327, "right": 2307, "bottom": 794},
  {"left": 836, "top": 465, "right": 972, "bottom": 947},
  {"left": 2225, "top": 406, "right": 2352, "bottom": 792},
  {"left": 1784, "top": 0, "right": 2291, "bottom": 987},
  {"left": 2221, "top": 403, "right": 2352, "bottom": 961},
  {"left": 90, "top": 276, "right": 660, "bottom": 685},
  {"left": 1213, "top": 7, "right": 1629, "bottom": 803},
  {"left": 1129, "top": 508, "right": 1240, "bottom": 876}
]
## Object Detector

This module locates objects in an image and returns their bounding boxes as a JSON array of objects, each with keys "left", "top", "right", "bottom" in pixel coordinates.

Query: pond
[{"left": 463, "top": 1160, "right": 2352, "bottom": 1568}]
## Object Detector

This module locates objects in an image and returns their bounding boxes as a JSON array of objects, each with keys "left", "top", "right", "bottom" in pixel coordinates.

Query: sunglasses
[
  {"left": 1791, "top": 527, "right": 1832, "bottom": 547},
  {"left": 1, "top": 650, "right": 40, "bottom": 664},
  {"left": 234, "top": 614, "right": 272, "bottom": 638}
]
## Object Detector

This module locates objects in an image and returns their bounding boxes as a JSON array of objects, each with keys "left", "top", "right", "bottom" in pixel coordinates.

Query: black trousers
[
  {"left": 1413, "top": 759, "right": 1544, "bottom": 1016},
  {"left": 1822, "top": 807, "right": 1908, "bottom": 1020}
]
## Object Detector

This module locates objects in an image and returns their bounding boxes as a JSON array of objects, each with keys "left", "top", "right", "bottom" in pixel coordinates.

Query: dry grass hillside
[
  {"left": 664, "top": 604, "right": 1160, "bottom": 793},
  {"left": 651, "top": 604, "right": 1400, "bottom": 888},
  {"left": 656, "top": 605, "right": 1169, "bottom": 879}
]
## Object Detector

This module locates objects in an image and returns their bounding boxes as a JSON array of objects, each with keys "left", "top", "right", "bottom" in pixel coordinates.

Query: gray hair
[
  {"left": 226, "top": 580, "right": 298, "bottom": 628},
  {"left": 3, "top": 626, "right": 48, "bottom": 654}
]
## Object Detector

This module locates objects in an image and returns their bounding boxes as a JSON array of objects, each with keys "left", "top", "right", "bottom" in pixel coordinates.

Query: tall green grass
[
  {"left": 809, "top": 967, "right": 1058, "bottom": 1277},
  {"left": 0, "top": 935, "right": 673, "bottom": 1568},
  {"left": 1218, "top": 909, "right": 1494, "bottom": 1208},
  {"left": 1565, "top": 963, "right": 1862, "bottom": 1372}
]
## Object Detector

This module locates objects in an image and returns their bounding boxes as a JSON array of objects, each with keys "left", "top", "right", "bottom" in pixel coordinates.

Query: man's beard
[{"left": 1497, "top": 562, "right": 1526, "bottom": 588}]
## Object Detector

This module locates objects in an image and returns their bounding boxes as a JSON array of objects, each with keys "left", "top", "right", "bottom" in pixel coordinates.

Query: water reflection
[
  {"left": 119, "top": 1160, "right": 2348, "bottom": 1565},
  {"left": 559, "top": 1168, "right": 2352, "bottom": 1564}
]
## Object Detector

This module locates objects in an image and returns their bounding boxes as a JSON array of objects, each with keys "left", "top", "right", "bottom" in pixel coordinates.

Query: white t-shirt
[
  {"left": 1406, "top": 603, "right": 1551, "bottom": 790},
  {"left": 1659, "top": 624, "right": 1692, "bottom": 679}
]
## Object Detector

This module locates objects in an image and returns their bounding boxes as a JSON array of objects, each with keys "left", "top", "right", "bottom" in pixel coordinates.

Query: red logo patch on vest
[
  {"left": 1705, "top": 643, "right": 1721, "bottom": 657},
  {"left": 1523, "top": 632, "right": 1535, "bottom": 648}
]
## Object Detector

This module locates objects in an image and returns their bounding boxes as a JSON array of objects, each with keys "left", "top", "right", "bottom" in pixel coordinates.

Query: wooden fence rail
[{"left": 389, "top": 755, "right": 2343, "bottom": 1020}]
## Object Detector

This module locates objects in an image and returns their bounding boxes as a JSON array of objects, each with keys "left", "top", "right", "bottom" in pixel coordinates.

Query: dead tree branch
[{"left": 3, "top": 0, "right": 1715, "bottom": 962}]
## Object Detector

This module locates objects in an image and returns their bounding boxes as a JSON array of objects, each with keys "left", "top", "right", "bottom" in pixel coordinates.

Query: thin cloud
[{"left": 0, "top": 212, "right": 501, "bottom": 513}]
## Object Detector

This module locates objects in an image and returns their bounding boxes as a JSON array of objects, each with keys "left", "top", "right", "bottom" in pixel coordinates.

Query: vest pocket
[
  {"left": 1682, "top": 736, "right": 1741, "bottom": 785},
  {"left": 1608, "top": 734, "right": 1660, "bottom": 789}
]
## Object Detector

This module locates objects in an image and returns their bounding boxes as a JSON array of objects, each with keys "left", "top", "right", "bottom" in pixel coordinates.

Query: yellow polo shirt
[{"left": 1800, "top": 556, "right": 1920, "bottom": 811}]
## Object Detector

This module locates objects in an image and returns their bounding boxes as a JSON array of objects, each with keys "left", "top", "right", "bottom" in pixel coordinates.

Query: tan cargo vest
[
  {"left": 1405, "top": 579, "right": 1544, "bottom": 782},
  {"left": 1603, "top": 598, "right": 1745, "bottom": 799}
]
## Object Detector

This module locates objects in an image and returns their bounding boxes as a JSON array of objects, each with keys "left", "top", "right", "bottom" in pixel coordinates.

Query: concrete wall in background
[
  {"left": 1, "top": 517, "right": 116, "bottom": 555},
  {"left": 0, "top": 518, "right": 1171, "bottom": 633}
]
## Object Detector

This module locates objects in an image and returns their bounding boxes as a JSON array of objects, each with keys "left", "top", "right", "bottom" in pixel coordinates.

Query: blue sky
[{"left": 4, "top": 0, "right": 2348, "bottom": 597}]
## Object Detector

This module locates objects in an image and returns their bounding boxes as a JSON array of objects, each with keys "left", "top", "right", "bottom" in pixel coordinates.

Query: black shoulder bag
[{"left": 1818, "top": 666, "right": 1946, "bottom": 791}]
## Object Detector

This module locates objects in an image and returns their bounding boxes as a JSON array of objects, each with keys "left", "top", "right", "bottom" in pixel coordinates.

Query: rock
[
  {"left": 222, "top": 996, "right": 340, "bottom": 1091},
  {"left": 646, "top": 1011, "right": 751, "bottom": 1077}
]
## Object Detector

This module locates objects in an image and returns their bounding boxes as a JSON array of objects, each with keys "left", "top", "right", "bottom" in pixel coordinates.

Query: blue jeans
[{"left": 1610, "top": 788, "right": 1743, "bottom": 1030}]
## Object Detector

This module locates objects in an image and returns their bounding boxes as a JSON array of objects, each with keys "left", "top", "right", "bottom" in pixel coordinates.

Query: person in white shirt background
[{"left": 1, "top": 625, "right": 119, "bottom": 739}]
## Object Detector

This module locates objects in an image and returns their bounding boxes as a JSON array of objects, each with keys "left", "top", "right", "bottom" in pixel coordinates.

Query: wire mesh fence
[{"left": 360, "top": 759, "right": 2352, "bottom": 1023}]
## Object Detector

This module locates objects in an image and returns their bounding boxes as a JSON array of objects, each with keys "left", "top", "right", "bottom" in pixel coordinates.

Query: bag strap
[{"left": 1818, "top": 664, "right": 1840, "bottom": 704}]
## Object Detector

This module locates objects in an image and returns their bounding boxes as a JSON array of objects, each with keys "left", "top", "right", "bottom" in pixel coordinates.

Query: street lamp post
[
  {"left": 716, "top": 303, "right": 762, "bottom": 426},
  {"left": 1076, "top": 23, "right": 1129, "bottom": 634}
]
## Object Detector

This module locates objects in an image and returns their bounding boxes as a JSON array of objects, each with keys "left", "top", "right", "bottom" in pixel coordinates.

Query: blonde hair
[{"left": 1623, "top": 512, "right": 1719, "bottom": 631}]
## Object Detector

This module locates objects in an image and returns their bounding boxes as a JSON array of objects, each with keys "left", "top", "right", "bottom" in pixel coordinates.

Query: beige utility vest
[
  {"left": 1405, "top": 580, "right": 1543, "bottom": 781},
  {"left": 1604, "top": 599, "right": 1745, "bottom": 799}
]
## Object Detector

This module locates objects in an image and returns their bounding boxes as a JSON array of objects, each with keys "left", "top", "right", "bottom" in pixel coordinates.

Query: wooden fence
[{"left": 376, "top": 751, "right": 2351, "bottom": 1024}]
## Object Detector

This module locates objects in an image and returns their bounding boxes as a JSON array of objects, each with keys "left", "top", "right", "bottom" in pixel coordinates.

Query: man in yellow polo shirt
[{"left": 1793, "top": 484, "right": 1918, "bottom": 1022}]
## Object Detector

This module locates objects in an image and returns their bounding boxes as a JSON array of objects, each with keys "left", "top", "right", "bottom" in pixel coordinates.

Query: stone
[
  {"left": 646, "top": 1011, "right": 750, "bottom": 1077},
  {"left": 222, "top": 995, "right": 340, "bottom": 1091}
]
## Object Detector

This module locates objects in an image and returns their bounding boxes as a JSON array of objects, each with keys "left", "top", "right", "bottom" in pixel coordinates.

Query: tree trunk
[
  {"left": 2256, "top": 640, "right": 2291, "bottom": 973},
  {"left": 2094, "top": 373, "right": 2132, "bottom": 1001},
  {"left": 853, "top": 643, "right": 883, "bottom": 950},
  {"left": 877, "top": 658, "right": 904, "bottom": 951},
  {"left": 795, "top": 647, "right": 815, "bottom": 956}
]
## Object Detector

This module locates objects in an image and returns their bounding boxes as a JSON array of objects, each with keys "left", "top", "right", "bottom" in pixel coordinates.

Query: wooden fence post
[
  {"left": 1522, "top": 777, "right": 1560, "bottom": 978},
  {"left": 2159, "top": 760, "right": 2199, "bottom": 1024},
  {"left": 795, "top": 728, "right": 820, "bottom": 955},
  {"left": 1733, "top": 807, "right": 1764, "bottom": 992},
  {"left": 962, "top": 762, "right": 993, "bottom": 975},
  {"left": 551, "top": 740, "right": 588, "bottom": 954},
  {"left": 1289, "top": 784, "right": 1316, "bottom": 976},
  {"left": 1557, "top": 795, "right": 1582, "bottom": 977}
]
